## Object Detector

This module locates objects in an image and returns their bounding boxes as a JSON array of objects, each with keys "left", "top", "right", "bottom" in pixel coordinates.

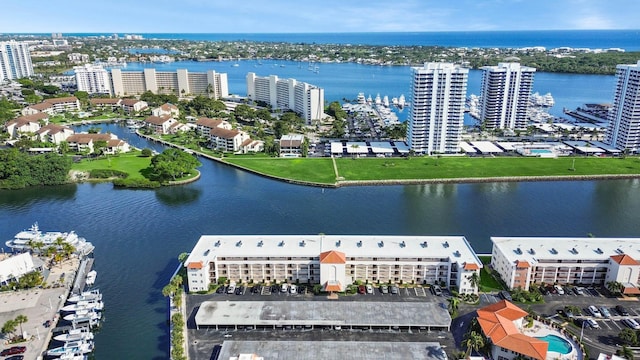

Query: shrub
[
  {"left": 113, "top": 178, "right": 160, "bottom": 188},
  {"left": 140, "top": 148, "right": 153, "bottom": 157},
  {"left": 89, "top": 169, "right": 129, "bottom": 179}
]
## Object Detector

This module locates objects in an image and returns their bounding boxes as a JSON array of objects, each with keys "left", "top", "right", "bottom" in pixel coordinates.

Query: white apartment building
[
  {"left": 491, "top": 236, "right": 640, "bottom": 294},
  {"left": 407, "top": 63, "right": 468, "bottom": 155},
  {"left": 184, "top": 235, "right": 482, "bottom": 295},
  {"left": 0, "top": 41, "right": 34, "bottom": 81},
  {"left": 606, "top": 60, "right": 640, "bottom": 153},
  {"left": 479, "top": 63, "right": 536, "bottom": 130},
  {"left": 74, "top": 64, "right": 111, "bottom": 94},
  {"left": 109, "top": 69, "right": 228, "bottom": 98},
  {"left": 246, "top": 72, "right": 325, "bottom": 124}
]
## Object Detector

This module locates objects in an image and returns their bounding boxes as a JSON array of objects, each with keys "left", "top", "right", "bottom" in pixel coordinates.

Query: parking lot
[
  {"left": 206, "top": 283, "right": 445, "bottom": 303},
  {"left": 186, "top": 284, "right": 455, "bottom": 360}
]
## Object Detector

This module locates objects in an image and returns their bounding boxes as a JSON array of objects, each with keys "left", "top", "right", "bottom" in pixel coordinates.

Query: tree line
[{"left": 0, "top": 149, "right": 72, "bottom": 189}]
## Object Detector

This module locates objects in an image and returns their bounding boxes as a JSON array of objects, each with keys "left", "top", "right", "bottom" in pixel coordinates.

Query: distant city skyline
[{"left": 2, "top": 0, "right": 639, "bottom": 33}]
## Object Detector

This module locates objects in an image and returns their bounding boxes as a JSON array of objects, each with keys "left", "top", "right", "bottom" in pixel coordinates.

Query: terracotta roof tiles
[
  {"left": 319, "top": 250, "right": 346, "bottom": 264},
  {"left": 611, "top": 254, "right": 640, "bottom": 266}
]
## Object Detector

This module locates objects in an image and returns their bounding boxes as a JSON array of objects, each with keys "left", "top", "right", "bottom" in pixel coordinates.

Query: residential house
[
  {"left": 66, "top": 133, "right": 128, "bottom": 154},
  {"left": 279, "top": 134, "right": 305, "bottom": 157},
  {"left": 144, "top": 115, "right": 178, "bottom": 134},
  {"left": 195, "top": 117, "right": 262, "bottom": 153},
  {"left": 36, "top": 123, "right": 74, "bottom": 144},
  {"left": 121, "top": 99, "right": 148, "bottom": 114},
  {"left": 476, "top": 300, "right": 548, "bottom": 360},
  {"left": 90, "top": 98, "right": 122, "bottom": 112},
  {"left": 152, "top": 103, "right": 180, "bottom": 118},
  {"left": 0, "top": 253, "right": 44, "bottom": 286},
  {"left": 5, "top": 113, "right": 48, "bottom": 138},
  {"left": 22, "top": 96, "right": 81, "bottom": 116}
]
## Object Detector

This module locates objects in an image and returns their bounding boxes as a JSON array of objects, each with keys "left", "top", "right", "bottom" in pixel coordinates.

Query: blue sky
[{"left": 2, "top": 0, "right": 639, "bottom": 33}]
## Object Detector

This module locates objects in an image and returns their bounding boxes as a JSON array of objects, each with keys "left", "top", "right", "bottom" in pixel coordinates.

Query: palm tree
[
  {"left": 467, "top": 272, "right": 480, "bottom": 291},
  {"left": 464, "top": 331, "right": 485, "bottom": 358},
  {"left": 61, "top": 242, "right": 76, "bottom": 260},
  {"left": 14, "top": 315, "right": 27, "bottom": 339},
  {"left": 607, "top": 281, "right": 624, "bottom": 295},
  {"left": 1, "top": 319, "right": 17, "bottom": 339},
  {"left": 617, "top": 345, "right": 634, "bottom": 360},
  {"left": 447, "top": 296, "right": 460, "bottom": 315}
]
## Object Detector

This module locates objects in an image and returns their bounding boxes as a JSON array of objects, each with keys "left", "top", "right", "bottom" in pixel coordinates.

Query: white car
[
  {"left": 623, "top": 318, "right": 640, "bottom": 330},
  {"left": 366, "top": 284, "right": 373, "bottom": 294},
  {"left": 588, "top": 305, "right": 602, "bottom": 318},
  {"left": 585, "top": 318, "right": 599, "bottom": 329},
  {"left": 554, "top": 285, "right": 564, "bottom": 295},
  {"left": 280, "top": 283, "right": 289, "bottom": 293},
  {"left": 289, "top": 284, "right": 297, "bottom": 294}
]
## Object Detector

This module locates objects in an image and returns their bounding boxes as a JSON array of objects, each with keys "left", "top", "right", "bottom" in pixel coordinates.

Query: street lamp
[{"left": 579, "top": 319, "right": 586, "bottom": 343}]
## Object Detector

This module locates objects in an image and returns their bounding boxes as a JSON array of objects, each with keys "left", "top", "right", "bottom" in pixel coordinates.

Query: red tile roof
[
  {"left": 515, "top": 260, "right": 531, "bottom": 269},
  {"left": 477, "top": 300, "right": 547, "bottom": 360},
  {"left": 90, "top": 98, "right": 121, "bottom": 105},
  {"left": 623, "top": 286, "right": 640, "bottom": 295},
  {"left": 319, "top": 250, "right": 346, "bottom": 264},
  {"left": 611, "top": 254, "right": 640, "bottom": 266},
  {"left": 196, "top": 117, "right": 224, "bottom": 129},
  {"left": 463, "top": 262, "right": 480, "bottom": 270},
  {"left": 324, "top": 282, "right": 342, "bottom": 292},
  {"left": 145, "top": 115, "right": 173, "bottom": 125},
  {"left": 210, "top": 127, "right": 240, "bottom": 139},
  {"left": 44, "top": 96, "right": 78, "bottom": 104},
  {"left": 187, "top": 261, "right": 203, "bottom": 270}
]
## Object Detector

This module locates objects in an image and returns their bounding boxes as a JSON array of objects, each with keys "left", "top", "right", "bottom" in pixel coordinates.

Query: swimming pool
[
  {"left": 530, "top": 149, "right": 553, "bottom": 154},
  {"left": 536, "top": 334, "right": 572, "bottom": 354}
]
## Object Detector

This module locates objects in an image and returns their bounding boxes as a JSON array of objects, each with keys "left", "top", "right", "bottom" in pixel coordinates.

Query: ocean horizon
[{"left": 5, "top": 30, "right": 640, "bottom": 50}]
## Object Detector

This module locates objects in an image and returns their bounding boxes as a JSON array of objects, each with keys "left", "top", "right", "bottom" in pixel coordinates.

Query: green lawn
[
  {"left": 224, "top": 158, "right": 336, "bottom": 184},
  {"left": 334, "top": 156, "right": 640, "bottom": 181},
  {"left": 71, "top": 151, "right": 152, "bottom": 180},
  {"left": 219, "top": 156, "right": 640, "bottom": 185}
]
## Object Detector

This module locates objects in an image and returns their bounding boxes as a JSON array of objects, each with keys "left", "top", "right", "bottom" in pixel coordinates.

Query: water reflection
[
  {"left": 0, "top": 184, "right": 77, "bottom": 209},
  {"left": 155, "top": 186, "right": 202, "bottom": 206}
]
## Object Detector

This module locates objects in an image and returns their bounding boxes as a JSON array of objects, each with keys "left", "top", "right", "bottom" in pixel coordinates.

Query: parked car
[
  {"left": 0, "top": 347, "right": 26, "bottom": 356},
  {"left": 599, "top": 306, "right": 612, "bottom": 318},
  {"left": 358, "top": 285, "right": 366, "bottom": 294},
  {"left": 584, "top": 318, "right": 599, "bottom": 329},
  {"left": 235, "top": 286, "right": 244, "bottom": 295},
  {"left": 289, "top": 284, "right": 297, "bottom": 294},
  {"left": 588, "top": 305, "right": 602, "bottom": 318},
  {"left": 227, "top": 283, "right": 236, "bottom": 294},
  {"left": 298, "top": 285, "right": 306, "bottom": 294},
  {"left": 540, "top": 287, "right": 549, "bottom": 295},
  {"left": 431, "top": 285, "right": 443, "bottom": 296},
  {"left": 616, "top": 305, "right": 630, "bottom": 316},
  {"left": 554, "top": 285, "right": 565, "bottom": 295},
  {"left": 623, "top": 318, "right": 640, "bottom": 330},
  {"left": 380, "top": 285, "right": 389, "bottom": 294},
  {"left": 216, "top": 286, "right": 226, "bottom": 294},
  {"left": 563, "top": 306, "right": 575, "bottom": 319},
  {"left": 390, "top": 285, "right": 399, "bottom": 294},
  {"left": 499, "top": 290, "right": 512, "bottom": 301},
  {"left": 280, "top": 284, "right": 289, "bottom": 293},
  {"left": 366, "top": 284, "right": 373, "bottom": 294},
  {"left": 5, "top": 356, "right": 24, "bottom": 360}
]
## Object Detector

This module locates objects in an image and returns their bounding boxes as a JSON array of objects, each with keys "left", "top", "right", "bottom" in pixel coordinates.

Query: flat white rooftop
[
  {"left": 195, "top": 301, "right": 451, "bottom": 328},
  {"left": 369, "top": 142, "right": 394, "bottom": 154},
  {"left": 459, "top": 142, "right": 477, "bottom": 153},
  {"left": 470, "top": 141, "right": 503, "bottom": 153},
  {"left": 330, "top": 142, "right": 343, "bottom": 154},
  {"left": 492, "top": 237, "right": 640, "bottom": 264},
  {"left": 185, "top": 235, "right": 481, "bottom": 266},
  {"left": 345, "top": 142, "right": 369, "bottom": 153},
  {"left": 217, "top": 341, "right": 448, "bottom": 360},
  {"left": 563, "top": 141, "right": 604, "bottom": 153},
  {"left": 394, "top": 142, "right": 409, "bottom": 153}
]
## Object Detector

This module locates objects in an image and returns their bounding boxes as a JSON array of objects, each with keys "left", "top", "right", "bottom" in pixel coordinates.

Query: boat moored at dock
[
  {"left": 46, "top": 340, "right": 94, "bottom": 357},
  {"left": 53, "top": 327, "right": 95, "bottom": 342},
  {"left": 67, "top": 289, "right": 102, "bottom": 303},
  {"left": 5, "top": 223, "right": 94, "bottom": 255}
]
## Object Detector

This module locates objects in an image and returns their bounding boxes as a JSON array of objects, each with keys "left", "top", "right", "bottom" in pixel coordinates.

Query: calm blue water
[
  {"left": 536, "top": 334, "right": 572, "bottom": 354},
  {"left": 122, "top": 59, "right": 617, "bottom": 120},
  {"left": 44, "top": 30, "right": 640, "bottom": 50},
  {"left": 2, "top": 123, "right": 640, "bottom": 359}
]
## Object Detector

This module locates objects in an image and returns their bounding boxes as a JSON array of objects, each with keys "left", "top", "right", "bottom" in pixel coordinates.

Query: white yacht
[
  {"left": 61, "top": 300, "right": 104, "bottom": 312},
  {"left": 63, "top": 310, "right": 102, "bottom": 322},
  {"left": 67, "top": 289, "right": 102, "bottom": 303},
  {"left": 46, "top": 340, "right": 94, "bottom": 357},
  {"left": 53, "top": 327, "right": 94, "bottom": 342},
  {"left": 85, "top": 270, "right": 97, "bottom": 286},
  {"left": 5, "top": 223, "right": 94, "bottom": 255}
]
